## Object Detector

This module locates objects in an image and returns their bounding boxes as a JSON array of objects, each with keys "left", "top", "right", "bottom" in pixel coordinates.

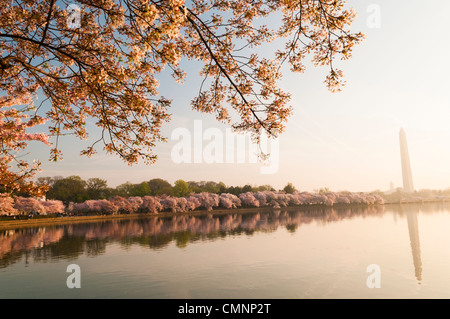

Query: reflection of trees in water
[
  {"left": 0, "top": 205, "right": 385, "bottom": 268},
  {"left": 0, "top": 227, "right": 65, "bottom": 267}
]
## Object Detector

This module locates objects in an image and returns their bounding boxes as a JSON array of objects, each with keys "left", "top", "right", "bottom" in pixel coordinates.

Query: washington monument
[{"left": 399, "top": 128, "right": 414, "bottom": 193}]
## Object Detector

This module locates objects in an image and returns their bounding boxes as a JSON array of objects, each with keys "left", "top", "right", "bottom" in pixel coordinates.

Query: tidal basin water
[{"left": 2, "top": 202, "right": 450, "bottom": 298}]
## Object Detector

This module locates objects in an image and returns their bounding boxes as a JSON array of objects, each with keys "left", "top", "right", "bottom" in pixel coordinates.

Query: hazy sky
[{"left": 27, "top": 0, "right": 450, "bottom": 192}]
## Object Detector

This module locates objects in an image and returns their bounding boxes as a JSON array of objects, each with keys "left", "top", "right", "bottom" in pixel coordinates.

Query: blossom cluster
[
  {"left": 0, "top": 0, "right": 363, "bottom": 196},
  {"left": 10, "top": 197, "right": 64, "bottom": 215}
]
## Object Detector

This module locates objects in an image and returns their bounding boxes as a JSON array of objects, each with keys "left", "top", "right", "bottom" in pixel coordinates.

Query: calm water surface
[{"left": 1, "top": 203, "right": 450, "bottom": 299}]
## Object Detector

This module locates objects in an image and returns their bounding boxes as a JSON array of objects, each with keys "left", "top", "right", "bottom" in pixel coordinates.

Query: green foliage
[
  {"left": 86, "top": 178, "right": 109, "bottom": 199},
  {"left": 46, "top": 176, "right": 88, "bottom": 203},
  {"left": 186, "top": 181, "right": 226, "bottom": 194},
  {"left": 226, "top": 186, "right": 242, "bottom": 196},
  {"left": 131, "top": 182, "right": 152, "bottom": 197},
  {"left": 257, "top": 184, "right": 276, "bottom": 192},
  {"left": 38, "top": 175, "right": 279, "bottom": 201},
  {"left": 115, "top": 182, "right": 135, "bottom": 197},
  {"left": 318, "top": 187, "right": 331, "bottom": 194},
  {"left": 173, "top": 180, "right": 190, "bottom": 197},
  {"left": 148, "top": 178, "right": 173, "bottom": 196},
  {"left": 283, "top": 183, "right": 296, "bottom": 194}
]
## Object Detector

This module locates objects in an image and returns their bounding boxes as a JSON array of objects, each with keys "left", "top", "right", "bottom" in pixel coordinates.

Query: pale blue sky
[{"left": 27, "top": 0, "right": 450, "bottom": 192}]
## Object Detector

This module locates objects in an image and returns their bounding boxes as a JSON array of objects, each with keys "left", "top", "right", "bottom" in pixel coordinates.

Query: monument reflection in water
[{"left": 406, "top": 208, "right": 422, "bottom": 282}]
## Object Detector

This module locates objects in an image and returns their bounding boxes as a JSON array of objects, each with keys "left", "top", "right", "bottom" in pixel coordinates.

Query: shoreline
[{"left": 1, "top": 200, "right": 448, "bottom": 230}]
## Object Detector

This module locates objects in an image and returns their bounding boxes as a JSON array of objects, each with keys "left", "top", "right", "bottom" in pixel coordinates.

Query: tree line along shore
[
  {"left": 4, "top": 175, "right": 449, "bottom": 222},
  {"left": 1, "top": 181, "right": 384, "bottom": 218}
]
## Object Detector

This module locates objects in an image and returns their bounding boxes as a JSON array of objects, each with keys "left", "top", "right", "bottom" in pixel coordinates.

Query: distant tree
[
  {"left": 46, "top": 176, "right": 88, "bottom": 203},
  {"left": 283, "top": 183, "right": 296, "bottom": 194},
  {"left": 192, "top": 192, "right": 220, "bottom": 211},
  {"left": 226, "top": 186, "right": 243, "bottom": 196},
  {"left": 36, "top": 176, "right": 59, "bottom": 188},
  {"left": 218, "top": 182, "right": 227, "bottom": 194},
  {"left": 13, "top": 175, "right": 61, "bottom": 198},
  {"left": 242, "top": 184, "right": 253, "bottom": 193},
  {"left": 0, "top": 194, "right": 18, "bottom": 215},
  {"left": 317, "top": 187, "right": 331, "bottom": 194},
  {"left": 219, "top": 193, "right": 241, "bottom": 209},
  {"left": 109, "top": 196, "right": 135, "bottom": 214},
  {"left": 202, "top": 181, "right": 221, "bottom": 194},
  {"left": 257, "top": 184, "right": 275, "bottom": 192},
  {"left": 173, "top": 180, "right": 190, "bottom": 197},
  {"left": 140, "top": 196, "right": 163, "bottom": 214},
  {"left": 86, "top": 178, "right": 109, "bottom": 199},
  {"left": 187, "top": 181, "right": 202, "bottom": 194},
  {"left": 115, "top": 182, "right": 135, "bottom": 197},
  {"left": 130, "top": 182, "right": 152, "bottom": 197},
  {"left": 14, "top": 197, "right": 46, "bottom": 214},
  {"left": 148, "top": 178, "right": 173, "bottom": 196},
  {"left": 239, "top": 192, "right": 260, "bottom": 207},
  {"left": 40, "top": 200, "right": 65, "bottom": 214}
]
